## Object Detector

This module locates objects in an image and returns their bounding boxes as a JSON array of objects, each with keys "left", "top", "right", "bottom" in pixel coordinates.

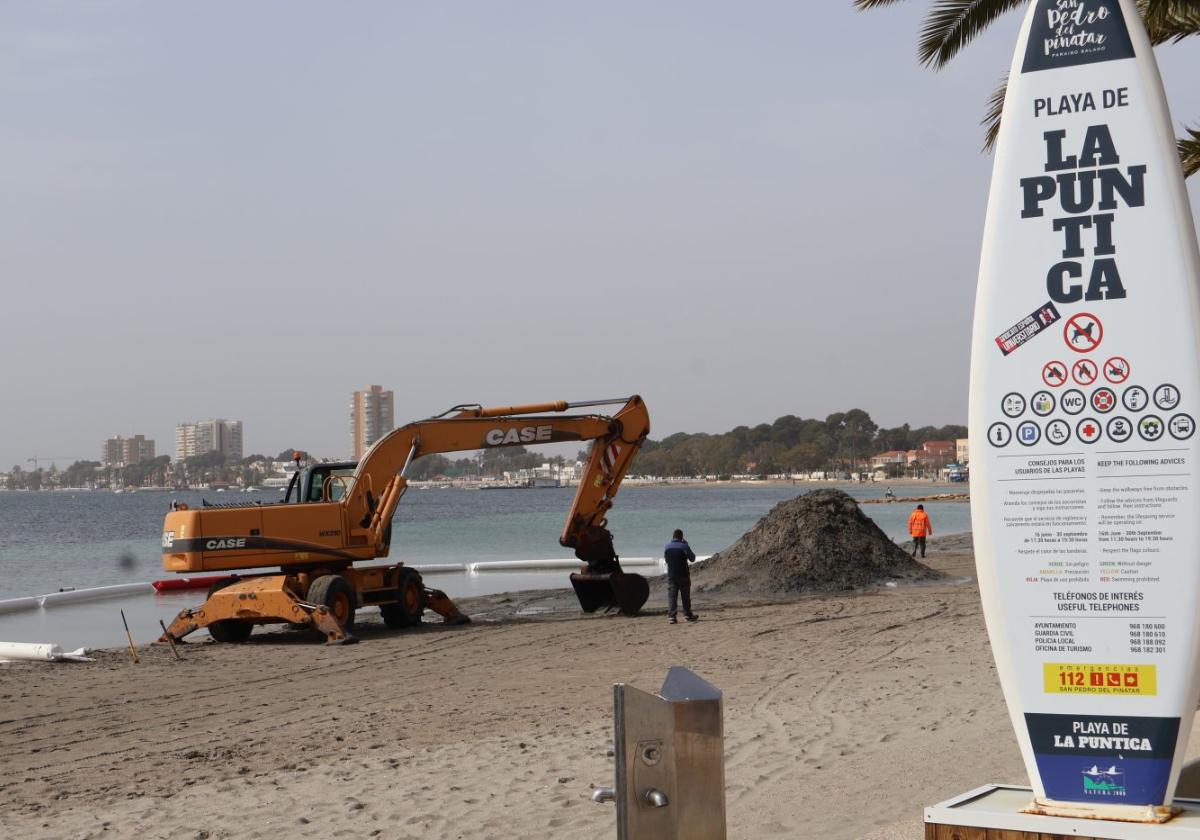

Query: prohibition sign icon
[
  {"left": 1042, "top": 360, "right": 1068, "bottom": 388},
  {"left": 1063, "top": 312, "right": 1103, "bottom": 353},
  {"left": 1072, "top": 358, "right": 1098, "bottom": 386},
  {"left": 1104, "top": 356, "right": 1130, "bottom": 384}
]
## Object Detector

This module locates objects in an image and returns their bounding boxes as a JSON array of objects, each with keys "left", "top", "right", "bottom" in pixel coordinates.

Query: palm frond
[
  {"left": 918, "top": 0, "right": 1026, "bottom": 67},
  {"left": 1180, "top": 127, "right": 1200, "bottom": 178},
  {"left": 981, "top": 72, "right": 1008, "bottom": 152},
  {"left": 1140, "top": 0, "right": 1200, "bottom": 44},
  {"left": 853, "top": 0, "right": 911, "bottom": 8}
]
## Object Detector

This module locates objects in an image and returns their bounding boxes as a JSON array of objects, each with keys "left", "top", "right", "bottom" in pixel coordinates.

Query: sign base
[
  {"left": 1022, "top": 797, "right": 1179, "bottom": 824},
  {"left": 926, "top": 785, "right": 1200, "bottom": 838}
]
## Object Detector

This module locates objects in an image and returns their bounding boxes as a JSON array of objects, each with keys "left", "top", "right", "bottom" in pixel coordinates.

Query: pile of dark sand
[{"left": 693, "top": 489, "right": 941, "bottom": 595}]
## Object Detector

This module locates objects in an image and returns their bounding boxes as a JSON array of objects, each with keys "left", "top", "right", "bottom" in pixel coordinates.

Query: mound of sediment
[{"left": 693, "top": 489, "right": 940, "bottom": 594}]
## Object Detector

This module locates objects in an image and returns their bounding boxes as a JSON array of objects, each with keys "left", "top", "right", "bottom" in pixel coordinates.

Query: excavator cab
[{"left": 283, "top": 458, "right": 358, "bottom": 504}]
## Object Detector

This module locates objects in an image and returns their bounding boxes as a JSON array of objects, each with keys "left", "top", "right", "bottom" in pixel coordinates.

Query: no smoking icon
[
  {"left": 1072, "top": 359, "right": 1098, "bottom": 386},
  {"left": 1064, "top": 312, "right": 1103, "bottom": 353}
]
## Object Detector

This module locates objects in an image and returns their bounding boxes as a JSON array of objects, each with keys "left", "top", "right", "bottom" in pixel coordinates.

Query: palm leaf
[
  {"left": 918, "top": 0, "right": 1026, "bottom": 67},
  {"left": 1180, "top": 127, "right": 1200, "bottom": 178},
  {"left": 981, "top": 73, "right": 1007, "bottom": 152},
  {"left": 1140, "top": 0, "right": 1200, "bottom": 44}
]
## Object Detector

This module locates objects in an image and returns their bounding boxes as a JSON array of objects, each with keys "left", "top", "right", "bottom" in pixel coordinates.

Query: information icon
[
  {"left": 988, "top": 422, "right": 1012, "bottom": 447},
  {"left": 1169, "top": 413, "right": 1195, "bottom": 440},
  {"left": 1002, "top": 393, "right": 1026, "bottom": 418},
  {"left": 1122, "top": 385, "right": 1148, "bottom": 412},
  {"left": 1016, "top": 421, "right": 1041, "bottom": 446},
  {"left": 1030, "top": 391, "right": 1055, "bottom": 416},
  {"left": 1139, "top": 415, "right": 1165, "bottom": 442},
  {"left": 1154, "top": 384, "right": 1181, "bottom": 411},
  {"left": 1045, "top": 419, "right": 1071, "bottom": 445},
  {"left": 1091, "top": 387, "right": 1116, "bottom": 414},
  {"left": 1106, "top": 416, "right": 1133, "bottom": 443},
  {"left": 1060, "top": 389, "right": 1086, "bottom": 415},
  {"left": 1076, "top": 417, "right": 1102, "bottom": 444}
]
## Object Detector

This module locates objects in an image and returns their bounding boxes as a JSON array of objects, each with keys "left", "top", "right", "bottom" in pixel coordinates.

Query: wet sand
[{"left": 3, "top": 535, "right": 1198, "bottom": 839}]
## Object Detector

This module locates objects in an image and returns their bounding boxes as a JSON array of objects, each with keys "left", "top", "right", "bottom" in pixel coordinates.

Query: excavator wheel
[
  {"left": 205, "top": 578, "right": 254, "bottom": 643},
  {"left": 307, "top": 574, "right": 356, "bottom": 630},
  {"left": 380, "top": 568, "right": 424, "bottom": 629}
]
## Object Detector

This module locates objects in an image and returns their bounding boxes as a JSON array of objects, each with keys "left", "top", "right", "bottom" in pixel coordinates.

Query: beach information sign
[{"left": 969, "top": 0, "right": 1200, "bottom": 822}]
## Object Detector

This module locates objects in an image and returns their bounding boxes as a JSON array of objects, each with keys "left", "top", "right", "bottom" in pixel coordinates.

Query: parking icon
[{"left": 1017, "top": 421, "right": 1040, "bottom": 446}]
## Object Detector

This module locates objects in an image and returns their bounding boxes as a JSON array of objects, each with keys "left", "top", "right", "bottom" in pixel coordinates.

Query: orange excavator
[{"left": 159, "top": 396, "right": 651, "bottom": 644}]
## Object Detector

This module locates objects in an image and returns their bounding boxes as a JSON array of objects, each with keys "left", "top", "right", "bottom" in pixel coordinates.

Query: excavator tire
[
  {"left": 307, "top": 574, "right": 356, "bottom": 630},
  {"left": 208, "top": 617, "right": 253, "bottom": 643},
  {"left": 205, "top": 578, "right": 254, "bottom": 643},
  {"left": 380, "top": 568, "right": 424, "bottom": 629}
]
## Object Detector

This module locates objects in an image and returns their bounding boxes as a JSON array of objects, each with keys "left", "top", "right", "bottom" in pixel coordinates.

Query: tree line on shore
[
  {"left": 632, "top": 410, "right": 965, "bottom": 478},
  {"left": 5, "top": 408, "right": 965, "bottom": 489}
]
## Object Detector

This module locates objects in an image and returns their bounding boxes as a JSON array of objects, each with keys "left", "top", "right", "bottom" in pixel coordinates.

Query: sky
[{"left": 2, "top": 2, "right": 1198, "bottom": 467}]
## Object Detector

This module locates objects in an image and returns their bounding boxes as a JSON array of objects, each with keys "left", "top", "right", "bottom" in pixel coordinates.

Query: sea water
[{"left": 0, "top": 483, "right": 969, "bottom": 648}]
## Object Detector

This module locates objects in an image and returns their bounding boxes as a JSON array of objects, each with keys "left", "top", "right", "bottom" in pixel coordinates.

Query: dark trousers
[
  {"left": 912, "top": 536, "right": 926, "bottom": 558},
  {"left": 668, "top": 574, "right": 692, "bottom": 618}
]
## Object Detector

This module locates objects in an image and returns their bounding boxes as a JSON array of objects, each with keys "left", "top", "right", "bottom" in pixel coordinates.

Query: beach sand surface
[{"left": 3, "top": 537, "right": 1198, "bottom": 840}]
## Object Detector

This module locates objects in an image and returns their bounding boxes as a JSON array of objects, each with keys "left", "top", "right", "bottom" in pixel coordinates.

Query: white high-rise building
[
  {"left": 176, "top": 419, "right": 244, "bottom": 462},
  {"left": 351, "top": 385, "right": 394, "bottom": 459}
]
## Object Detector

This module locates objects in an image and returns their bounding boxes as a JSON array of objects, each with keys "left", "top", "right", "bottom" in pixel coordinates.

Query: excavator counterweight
[{"left": 159, "top": 396, "right": 651, "bottom": 645}]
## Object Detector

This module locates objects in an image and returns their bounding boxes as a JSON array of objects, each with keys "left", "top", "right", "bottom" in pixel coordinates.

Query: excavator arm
[{"left": 345, "top": 396, "right": 651, "bottom": 568}]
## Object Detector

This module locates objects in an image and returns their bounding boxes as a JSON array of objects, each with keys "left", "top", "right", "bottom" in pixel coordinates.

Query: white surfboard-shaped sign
[{"left": 969, "top": 0, "right": 1200, "bottom": 822}]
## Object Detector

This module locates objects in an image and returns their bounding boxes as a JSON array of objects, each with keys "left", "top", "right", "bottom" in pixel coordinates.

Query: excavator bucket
[
  {"left": 570, "top": 571, "right": 649, "bottom": 616},
  {"left": 425, "top": 586, "right": 472, "bottom": 625}
]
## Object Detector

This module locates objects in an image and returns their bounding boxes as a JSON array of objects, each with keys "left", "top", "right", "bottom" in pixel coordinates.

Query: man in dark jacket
[{"left": 664, "top": 529, "right": 698, "bottom": 624}]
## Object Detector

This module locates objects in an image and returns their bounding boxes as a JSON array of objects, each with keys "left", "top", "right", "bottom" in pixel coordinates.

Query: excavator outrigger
[{"left": 159, "top": 396, "right": 651, "bottom": 644}]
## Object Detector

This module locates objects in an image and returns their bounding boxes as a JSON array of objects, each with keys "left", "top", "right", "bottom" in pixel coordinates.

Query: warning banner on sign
[
  {"left": 995, "top": 301, "right": 1061, "bottom": 356},
  {"left": 1043, "top": 663, "right": 1158, "bottom": 696}
]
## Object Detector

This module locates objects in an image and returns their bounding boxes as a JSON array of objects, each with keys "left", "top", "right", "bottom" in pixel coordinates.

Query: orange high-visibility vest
[{"left": 908, "top": 509, "right": 931, "bottom": 537}]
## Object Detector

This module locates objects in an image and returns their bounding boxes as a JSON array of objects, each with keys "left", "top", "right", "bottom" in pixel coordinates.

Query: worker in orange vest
[{"left": 908, "top": 504, "right": 932, "bottom": 559}]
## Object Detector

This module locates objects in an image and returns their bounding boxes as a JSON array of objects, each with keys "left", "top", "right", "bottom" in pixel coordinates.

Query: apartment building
[
  {"left": 351, "top": 385, "right": 395, "bottom": 459},
  {"left": 102, "top": 435, "right": 155, "bottom": 467},
  {"left": 176, "top": 419, "right": 244, "bottom": 461}
]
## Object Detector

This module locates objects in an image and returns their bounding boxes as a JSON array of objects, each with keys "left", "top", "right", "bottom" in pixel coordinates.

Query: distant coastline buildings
[
  {"left": 351, "top": 384, "right": 394, "bottom": 459},
  {"left": 102, "top": 434, "right": 155, "bottom": 467},
  {"left": 176, "top": 419, "right": 244, "bottom": 461}
]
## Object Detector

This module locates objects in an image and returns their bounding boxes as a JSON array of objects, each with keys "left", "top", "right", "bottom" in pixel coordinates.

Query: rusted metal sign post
[{"left": 591, "top": 666, "right": 726, "bottom": 840}]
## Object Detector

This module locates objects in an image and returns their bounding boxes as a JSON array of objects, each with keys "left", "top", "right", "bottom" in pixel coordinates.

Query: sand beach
[{"left": 3, "top": 533, "right": 1198, "bottom": 840}]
